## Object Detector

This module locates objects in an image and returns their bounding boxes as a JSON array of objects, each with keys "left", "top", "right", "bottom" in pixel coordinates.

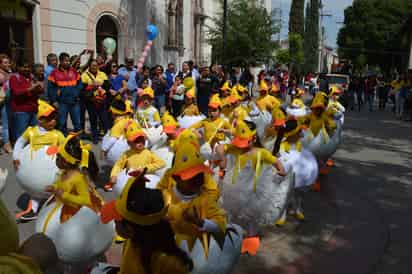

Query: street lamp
[{"left": 318, "top": 1, "right": 332, "bottom": 72}]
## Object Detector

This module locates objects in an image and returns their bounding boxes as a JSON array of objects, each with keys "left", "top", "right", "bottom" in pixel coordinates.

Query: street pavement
[{"left": 1, "top": 105, "right": 411, "bottom": 274}]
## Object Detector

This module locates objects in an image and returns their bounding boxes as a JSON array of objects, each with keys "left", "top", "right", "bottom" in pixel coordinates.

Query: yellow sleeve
[
  {"left": 110, "top": 152, "right": 128, "bottom": 177},
  {"left": 203, "top": 198, "right": 227, "bottom": 233},
  {"left": 260, "top": 148, "right": 278, "bottom": 165},
  {"left": 203, "top": 174, "right": 220, "bottom": 201},
  {"left": 21, "top": 127, "right": 33, "bottom": 141},
  {"left": 189, "top": 120, "right": 204, "bottom": 130},
  {"left": 324, "top": 116, "right": 337, "bottom": 132},
  {"left": 56, "top": 131, "right": 66, "bottom": 146},
  {"left": 59, "top": 173, "right": 92, "bottom": 207},
  {"left": 157, "top": 170, "right": 173, "bottom": 192},
  {"left": 153, "top": 109, "right": 161, "bottom": 122},
  {"left": 146, "top": 152, "right": 166, "bottom": 173}
]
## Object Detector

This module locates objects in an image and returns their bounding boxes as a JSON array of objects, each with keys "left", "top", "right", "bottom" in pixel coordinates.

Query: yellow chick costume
[
  {"left": 136, "top": 87, "right": 161, "bottom": 128},
  {"left": 158, "top": 129, "right": 220, "bottom": 201},
  {"left": 100, "top": 176, "right": 190, "bottom": 274},
  {"left": 182, "top": 87, "right": 200, "bottom": 116},
  {"left": 13, "top": 100, "right": 65, "bottom": 160},
  {"left": 110, "top": 121, "right": 165, "bottom": 177},
  {"left": 307, "top": 93, "right": 336, "bottom": 136},
  {"left": 51, "top": 135, "right": 103, "bottom": 222},
  {"left": 190, "top": 94, "right": 231, "bottom": 147},
  {"left": 256, "top": 82, "right": 281, "bottom": 112},
  {"left": 160, "top": 142, "right": 226, "bottom": 250}
]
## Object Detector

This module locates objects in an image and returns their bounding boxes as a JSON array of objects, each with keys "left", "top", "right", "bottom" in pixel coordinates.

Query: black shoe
[{"left": 19, "top": 210, "right": 38, "bottom": 221}]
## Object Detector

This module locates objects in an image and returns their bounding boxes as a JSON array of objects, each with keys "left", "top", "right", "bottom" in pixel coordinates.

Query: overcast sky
[{"left": 273, "top": 0, "right": 354, "bottom": 48}]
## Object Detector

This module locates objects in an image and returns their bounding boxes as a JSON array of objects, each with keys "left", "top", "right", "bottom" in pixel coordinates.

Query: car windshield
[{"left": 327, "top": 76, "right": 348, "bottom": 85}]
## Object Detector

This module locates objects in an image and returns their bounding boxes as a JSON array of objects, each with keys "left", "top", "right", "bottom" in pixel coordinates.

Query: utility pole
[{"left": 318, "top": 0, "right": 332, "bottom": 73}]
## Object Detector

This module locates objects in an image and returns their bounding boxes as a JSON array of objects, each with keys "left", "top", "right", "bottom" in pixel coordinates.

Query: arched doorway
[{"left": 96, "top": 15, "right": 118, "bottom": 61}]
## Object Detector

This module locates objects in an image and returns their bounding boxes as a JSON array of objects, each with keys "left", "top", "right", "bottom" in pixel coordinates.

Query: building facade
[{"left": 0, "top": 0, "right": 271, "bottom": 67}]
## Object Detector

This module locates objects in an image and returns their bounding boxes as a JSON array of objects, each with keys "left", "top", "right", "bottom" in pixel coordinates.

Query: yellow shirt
[
  {"left": 136, "top": 106, "right": 161, "bottom": 127},
  {"left": 111, "top": 149, "right": 166, "bottom": 177},
  {"left": 109, "top": 117, "right": 133, "bottom": 138},
  {"left": 256, "top": 94, "right": 280, "bottom": 112},
  {"left": 119, "top": 240, "right": 189, "bottom": 274},
  {"left": 162, "top": 189, "right": 227, "bottom": 250},
  {"left": 190, "top": 117, "right": 231, "bottom": 146},
  {"left": 307, "top": 112, "right": 336, "bottom": 136},
  {"left": 230, "top": 104, "right": 249, "bottom": 122},
  {"left": 291, "top": 98, "right": 305, "bottom": 109},
  {"left": 52, "top": 172, "right": 92, "bottom": 208},
  {"left": 21, "top": 126, "right": 65, "bottom": 151},
  {"left": 182, "top": 104, "right": 200, "bottom": 116},
  {"left": 225, "top": 146, "right": 278, "bottom": 169},
  {"left": 81, "top": 69, "right": 108, "bottom": 86},
  {"left": 157, "top": 170, "right": 220, "bottom": 202}
]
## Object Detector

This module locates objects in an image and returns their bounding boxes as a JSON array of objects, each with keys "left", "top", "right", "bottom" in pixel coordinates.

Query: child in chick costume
[
  {"left": 13, "top": 100, "right": 65, "bottom": 221},
  {"left": 101, "top": 96, "right": 133, "bottom": 160},
  {"left": 100, "top": 170, "right": 193, "bottom": 274},
  {"left": 216, "top": 118, "right": 287, "bottom": 255},
  {"left": 136, "top": 87, "right": 161, "bottom": 128},
  {"left": 273, "top": 119, "right": 308, "bottom": 226},
  {"left": 110, "top": 120, "right": 165, "bottom": 186},
  {"left": 255, "top": 80, "right": 281, "bottom": 113},
  {"left": 44, "top": 134, "right": 103, "bottom": 221},
  {"left": 157, "top": 140, "right": 227, "bottom": 253}
]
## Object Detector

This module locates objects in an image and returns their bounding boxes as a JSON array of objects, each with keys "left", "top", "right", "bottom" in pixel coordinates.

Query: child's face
[
  {"left": 174, "top": 173, "right": 204, "bottom": 195},
  {"left": 56, "top": 154, "right": 72, "bottom": 170},
  {"left": 286, "top": 131, "right": 302, "bottom": 143},
  {"left": 39, "top": 116, "right": 57, "bottom": 131},
  {"left": 312, "top": 107, "right": 324, "bottom": 116},
  {"left": 141, "top": 96, "right": 152, "bottom": 107},
  {"left": 128, "top": 136, "right": 146, "bottom": 151},
  {"left": 208, "top": 107, "right": 220, "bottom": 119}
]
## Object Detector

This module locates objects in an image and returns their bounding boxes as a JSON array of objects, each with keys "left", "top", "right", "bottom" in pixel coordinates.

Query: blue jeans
[
  {"left": 154, "top": 94, "right": 166, "bottom": 111},
  {"left": 1, "top": 102, "right": 10, "bottom": 143},
  {"left": 367, "top": 93, "right": 374, "bottom": 111},
  {"left": 58, "top": 102, "right": 81, "bottom": 135},
  {"left": 12, "top": 111, "right": 37, "bottom": 140}
]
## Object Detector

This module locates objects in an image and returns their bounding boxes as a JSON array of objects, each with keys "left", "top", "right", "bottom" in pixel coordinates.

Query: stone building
[{"left": 0, "top": 0, "right": 271, "bottom": 67}]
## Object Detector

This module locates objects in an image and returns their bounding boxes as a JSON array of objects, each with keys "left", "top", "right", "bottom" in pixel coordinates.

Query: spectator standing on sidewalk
[
  {"left": 151, "top": 65, "right": 167, "bottom": 113},
  {"left": 10, "top": 60, "right": 43, "bottom": 139},
  {"left": 80, "top": 59, "right": 111, "bottom": 144},
  {"left": 196, "top": 66, "right": 218, "bottom": 116},
  {"left": 365, "top": 75, "right": 376, "bottom": 112},
  {"left": 47, "top": 52, "right": 82, "bottom": 135},
  {"left": 118, "top": 58, "right": 138, "bottom": 107},
  {"left": 377, "top": 76, "right": 388, "bottom": 110},
  {"left": 0, "top": 54, "right": 12, "bottom": 153}
]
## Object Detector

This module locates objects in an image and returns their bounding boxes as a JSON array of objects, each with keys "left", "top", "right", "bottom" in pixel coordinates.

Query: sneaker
[
  {"left": 103, "top": 182, "right": 114, "bottom": 192},
  {"left": 19, "top": 210, "right": 38, "bottom": 221}
]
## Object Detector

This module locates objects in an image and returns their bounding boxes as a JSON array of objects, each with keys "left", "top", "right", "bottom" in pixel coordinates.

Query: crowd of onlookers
[
  {"left": 0, "top": 51, "right": 259, "bottom": 154},
  {"left": 1, "top": 50, "right": 411, "bottom": 155}
]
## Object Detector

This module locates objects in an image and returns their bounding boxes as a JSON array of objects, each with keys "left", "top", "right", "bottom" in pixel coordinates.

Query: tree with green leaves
[
  {"left": 288, "top": 0, "right": 305, "bottom": 76},
  {"left": 304, "top": 0, "right": 319, "bottom": 73},
  {"left": 207, "top": 0, "right": 280, "bottom": 67},
  {"left": 338, "top": 0, "right": 412, "bottom": 73}
]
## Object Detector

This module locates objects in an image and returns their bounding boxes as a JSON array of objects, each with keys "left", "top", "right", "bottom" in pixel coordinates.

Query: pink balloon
[
  {"left": 147, "top": 40, "right": 153, "bottom": 46},
  {"left": 144, "top": 45, "right": 151, "bottom": 51},
  {"left": 137, "top": 63, "right": 143, "bottom": 69},
  {"left": 139, "top": 57, "right": 145, "bottom": 63},
  {"left": 142, "top": 51, "right": 148, "bottom": 58}
]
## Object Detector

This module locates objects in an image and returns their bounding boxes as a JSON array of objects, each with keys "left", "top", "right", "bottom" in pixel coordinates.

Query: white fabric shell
[
  {"left": 102, "top": 135, "right": 129, "bottom": 166},
  {"left": 178, "top": 115, "right": 206, "bottom": 129},
  {"left": 279, "top": 149, "right": 318, "bottom": 188},
  {"left": 286, "top": 107, "right": 308, "bottom": 118},
  {"left": 90, "top": 224, "right": 243, "bottom": 274},
  {"left": 250, "top": 110, "right": 272, "bottom": 141},
  {"left": 35, "top": 202, "right": 115, "bottom": 264},
  {"left": 15, "top": 145, "right": 59, "bottom": 199},
  {"left": 220, "top": 155, "right": 294, "bottom": 227},
  {"left": 113, "top": 169, "right": 160, "bottom": 197}
]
